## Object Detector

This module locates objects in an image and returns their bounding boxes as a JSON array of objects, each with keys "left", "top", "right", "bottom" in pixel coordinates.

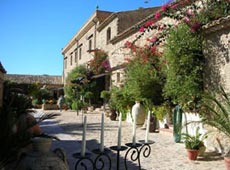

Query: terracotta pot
[
  {"left": 110, "top": 110, "right": 117, "bottom": 121},
  {"left": 29, "top": 124, "right": 42, "bottom": 135},
  {"left": 186, "top": 149, "right": 199, "bottom": 160},
  {"left": 224, "top": 157, "right": 230, "bottom": 170}
]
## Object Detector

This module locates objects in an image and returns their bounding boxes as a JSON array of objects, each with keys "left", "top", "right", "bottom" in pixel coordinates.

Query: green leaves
[
  {"left": 182, "top": 127, "right": 207, "bottom": 150},
  {"left": 163, "top": 23, "right": 204, "bottom": 110},
  {"left": 201, "top": 86, "right": 230, "bottom": 139}
]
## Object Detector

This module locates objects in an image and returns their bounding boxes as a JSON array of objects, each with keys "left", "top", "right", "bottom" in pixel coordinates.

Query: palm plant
[
  {"left": 182, "top": 127, "right": 207, "bottom": 150},
  {"left": 201, "top": 86, "right": 230, "bottom": 138},
  {"left": 200, "top": 86, "right": 230, "bottom": 156}
]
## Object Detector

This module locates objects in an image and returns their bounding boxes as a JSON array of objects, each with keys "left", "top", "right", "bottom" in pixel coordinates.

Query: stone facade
[
  {"left": 61, "top": 7, "right": 160, "bottom": 87},
  {"left": 202, "top": 16, "right": 230, "bottom": 92},
  {"left": 201, "top": 16, "right": 230, "bottom": 154},
  {"left": 61, "top": 10, "right": 112, "bottom": 82}
]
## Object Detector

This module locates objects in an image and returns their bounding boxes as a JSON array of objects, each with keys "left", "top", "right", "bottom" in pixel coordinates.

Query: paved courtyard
[{"left": 38, "top": 109, "right": 225, "bottom": 170}]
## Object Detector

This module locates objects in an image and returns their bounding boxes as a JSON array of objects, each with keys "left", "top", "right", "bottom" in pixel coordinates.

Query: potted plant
[
  {"left": 109, "top": 86, "right": 134, "bottom": 121},
  {"left": 182, "top": 127, "right": 207, "bottom": 160},
  {"left": 84, "top": 91, "right": 94, "bottom": 111},
  {"left": 100, "top": 90, "right": 110, "bottom": 102},
  {"left": 200, "top": 86, "right": 230, "bottom": 169}
]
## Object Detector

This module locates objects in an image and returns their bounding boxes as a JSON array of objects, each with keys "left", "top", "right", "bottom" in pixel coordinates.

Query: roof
[
  {"left": 5, "top": 74, "right": 63, "bottom": 85},
  {"left": 97, "top": 7, "right": 160, "bottom": 34},
  {"left": 117, "top": 7, "right": 160, "bottom": 34},
  {"left": 0, "top": 62, "right": 6, "bottom": 73},
  {"left": 202, "top": 15, "right": 230, "bottom": 35}
]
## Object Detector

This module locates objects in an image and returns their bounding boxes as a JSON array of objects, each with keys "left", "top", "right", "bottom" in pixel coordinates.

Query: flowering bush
[
  {"left": 133, "top": 0, "right": 230, "bottom": 49},
  {"left": 123, "top": 46, "right": 165, "bottom": 110},
  {"left": 88, "top": 50, "right": 111, "bottom": 74},
  {"left": 126, "top": 0, "right": 230, "bottom": 111}
]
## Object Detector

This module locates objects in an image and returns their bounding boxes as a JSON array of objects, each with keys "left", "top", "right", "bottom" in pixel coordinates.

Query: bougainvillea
[
  {"left": 123, "top": 0, "right": 230, "bottom": 110},
  {"left": 88, "top": 50, "right": 111, "bottom": 74},
  {"left": 132, "top": 0, "right": 230, "bottom": 49}
]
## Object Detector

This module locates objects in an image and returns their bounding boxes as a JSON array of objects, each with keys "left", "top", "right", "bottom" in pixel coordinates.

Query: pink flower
[
  {"left": 102, "top": 59, "right": 111, "bottom": 70},
  {"left": 124, "top": 41, "right": 132, "bottom": 48},
  {"left": 161, "top": 4, "right": 169, "bottom": 11},
  {"left": 170, "top": 4, "right": 178, "bottom": 9},
  {"left": 145, "top": 20, "right": 153, "bottom": 27},
  {"left": 183, "top": 16, "right": 190, "bottom": 23},
  {"left": 151, "top": 46, "right": 157, "bottom": 53},
  {"left": 154, "top": 12, "right": 161, "bottom": 20},
  {"left": 186, "top": 9, "right": 194, "bottom": 16},
  {"left": 148, "top": 36, "right": 158, "bottom": 43},
  {"left": 139, "top": 26, "right": 145, "bottom": 32}
]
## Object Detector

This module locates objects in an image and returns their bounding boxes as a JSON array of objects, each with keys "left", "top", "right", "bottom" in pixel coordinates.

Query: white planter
[{"left": 131, "top": 101, "right": 146, "bottom": 125}]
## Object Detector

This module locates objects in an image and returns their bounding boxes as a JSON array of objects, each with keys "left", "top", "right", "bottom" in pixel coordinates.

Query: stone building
[
  {"left": 61, "top": 7, "right": 160, "bottom": 88},
  {"left": 5, "top": 74, "right": 63, "bottom": 99},
  {"left": 0, "top": 62, "right": 6, "bottom": 107}
]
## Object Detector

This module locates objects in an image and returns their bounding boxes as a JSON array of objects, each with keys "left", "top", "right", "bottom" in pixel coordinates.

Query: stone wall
[
  {"left": 201, "top": 16, "right": 230, "bottom": 154},
  {"left": 202, "top": 16, "right": 230, "bottom": 92}
]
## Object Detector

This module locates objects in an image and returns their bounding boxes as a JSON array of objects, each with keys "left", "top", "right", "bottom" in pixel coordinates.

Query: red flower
[
  {"left": 139, "top": 26, "right": 145, "bottom": 32},
  {"left": 190, "top": 22, "right": 201, "bottom": 32},
  {"left": 154, "top": 12, "right": 161, "bottom": 20},
  {"left": 161, "top": 4, "right": 169, "bottom": 11},
  {"left": 170, "top": 4, "right": 178, "bottom": 9},
  {"left": 145, "top": 20, "right": 153, "bottom": 27},
  {"left": 150, "top": 46, "right": 157, "bottom": 53},
  {"left": 124, "top": 41, "right": 133, "bottom": 48}
]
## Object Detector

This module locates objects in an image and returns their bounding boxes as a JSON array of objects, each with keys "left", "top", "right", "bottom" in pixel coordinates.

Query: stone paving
[{"left": 38, "top": 109, "right": 225, "bottom": 170}]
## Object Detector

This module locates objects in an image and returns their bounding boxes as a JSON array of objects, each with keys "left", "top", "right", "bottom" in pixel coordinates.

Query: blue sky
[{"left": 0, "top": 0, "right": 165, "bottom": 75}]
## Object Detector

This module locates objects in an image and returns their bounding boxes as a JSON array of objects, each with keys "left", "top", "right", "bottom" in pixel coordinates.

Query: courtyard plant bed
[{"left": 42, "top": 103, "right": 59, "bottom": 110}]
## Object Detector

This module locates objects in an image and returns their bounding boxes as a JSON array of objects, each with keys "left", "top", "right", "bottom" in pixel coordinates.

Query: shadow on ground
[
  {"left": 40, "top": 119, "right": 141, "bottom": 170},
  {"left": 198, "top": 151, "right": 224, "bottom": 161},
  {"left": 51, "top": 139, "right": 142, "bottom": 170}
]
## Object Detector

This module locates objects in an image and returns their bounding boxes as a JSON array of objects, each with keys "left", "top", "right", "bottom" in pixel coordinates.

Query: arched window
[{"left": 106, "top": 27, "right": 111, "bottom": 44}]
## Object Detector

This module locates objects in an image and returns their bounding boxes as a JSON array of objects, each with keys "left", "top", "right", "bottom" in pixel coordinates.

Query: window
[
  {"left": 79, "top": 48, "right": 82, "bottom": 60},
  {"left": 75, "top": 51, "right": 78, "bottom": 63},
  {"left": 89, "top": 39, "right": 92, "bottom": 51},
  {"left": 117, "top": 72, "right": 120, "bottom": 83},
  {"left": 64, "top": 58, "right": 67, "bottom": 69},
  {"left": 106, "top": 27, "right": 111, "bottom": 44},
  {"left": 70, "top": 54, "right": 73, "bottom": 66}
]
